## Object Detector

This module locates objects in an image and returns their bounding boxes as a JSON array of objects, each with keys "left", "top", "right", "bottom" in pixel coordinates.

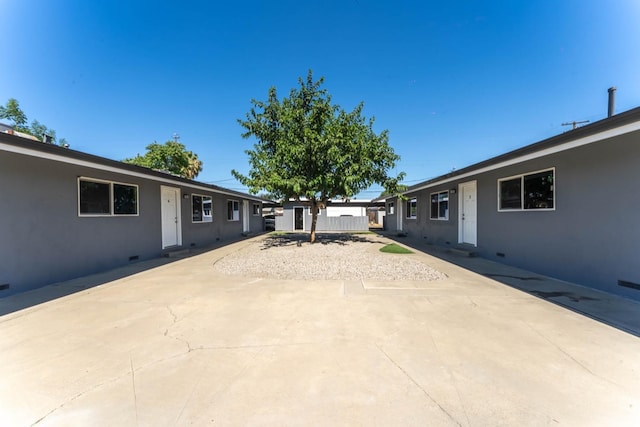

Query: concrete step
[
  {"left": 162, "top": 247, "right": 190, "bottom": 258},
  {"left": 447, "top": 247, "right": 477, "bottom": 257}
]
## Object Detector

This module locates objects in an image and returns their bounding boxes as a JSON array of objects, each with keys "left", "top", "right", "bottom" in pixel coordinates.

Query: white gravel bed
[{"left": 213, "top": 233, "right": 447, "bottom": 281}]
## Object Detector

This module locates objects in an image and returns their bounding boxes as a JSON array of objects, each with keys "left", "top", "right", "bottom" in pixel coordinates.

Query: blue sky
[{"left": 2, "top": 0, "right": 639, "bottom": 197}]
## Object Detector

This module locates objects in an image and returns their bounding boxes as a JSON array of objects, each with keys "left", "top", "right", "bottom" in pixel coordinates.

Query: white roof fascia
[
  {"left": 0, "top": 142, "right": 263, "bottom": 202},
  {"left": 405, "top": 120, "right": 640, "bottom": 194}
]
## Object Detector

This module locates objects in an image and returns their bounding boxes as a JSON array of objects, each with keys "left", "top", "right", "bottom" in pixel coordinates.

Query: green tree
[
  {"left": 378, "top": 185, "right": 407, "bottom": 199},
  {"left": 233, "top": 70, "right": 405, "bottom": 243},
  {"left": 0, "top": 98, "right": 28, "bottom": 130},
  {"left": 0, "top": 98, "right": 68, "bottom": 145},
  {"left": 29, "top": 119, "right": 56, "bottom": 143},
  {"left": 124, "top": 140, "right": 203, "bottom": 179}
]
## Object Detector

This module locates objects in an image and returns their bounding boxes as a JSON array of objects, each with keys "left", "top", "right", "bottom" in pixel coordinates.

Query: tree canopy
[
  {"left": 0, "top": 98, "right": 27, "bottom": 128},
  {"left": 123, "top": 140, "right": 203, "bottom": 179},
  {"left": 0, "top": 98, "right": 67, "bottom": 146},
  {"left": 233, "top": 70, "right": 404, "bottom": 242}
]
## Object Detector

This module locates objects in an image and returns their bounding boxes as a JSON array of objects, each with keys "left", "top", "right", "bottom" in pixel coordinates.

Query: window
[
  {"left": 252, "top": 203, "right": 261, "bottom": 215},
  {"left": 430, "top": 191, "right": 449, "bottom": 220},
  {"left": 192, "top": 195, "right": 213, "bottom": 223},
  {"left": 79, "top": 180, "right": 110, "bottom": 214},
  {"left": 227, "top": 200, "right": 239, "bottom": 221},
  {"left": 308, "top": 207, "right": 321, "bottom": 215},
  {"left": 406, "top": 198, "right": 417, "bottom": 219},
  {"left": 79, "top": 178, "right": 138, "bottom": 216},
  {"left": 114, "top": 184, "right": 137, "bottom": 215},
  {"left": 387, "top": 202, "right": 395, "bottom": 215},
  {"left": 498, "top": 168, "right": 554, "bottom": 211}
]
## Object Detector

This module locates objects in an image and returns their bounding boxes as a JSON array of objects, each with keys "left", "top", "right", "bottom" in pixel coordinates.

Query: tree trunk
[{"left": 309, "top": 200, "right": 318, "bottom": 243}]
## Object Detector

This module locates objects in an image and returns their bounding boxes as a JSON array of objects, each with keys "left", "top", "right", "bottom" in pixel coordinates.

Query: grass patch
[{"left": 379, "top": 243, "right": 414, "bottom": 254}]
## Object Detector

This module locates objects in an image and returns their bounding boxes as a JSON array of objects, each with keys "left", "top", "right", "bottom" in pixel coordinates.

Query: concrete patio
[{"left": 1, "top": 235, "right": 639, "bottom": 426}]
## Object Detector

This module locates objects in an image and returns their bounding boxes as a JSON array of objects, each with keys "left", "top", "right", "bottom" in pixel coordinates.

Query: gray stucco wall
[
  {"left": 181, "top": 194, "right": 263, "bottom": 246},
  {"left": 401, "top": 130, "right": 640, "bottom": 300},
  {"left": 0, "top": 150, "right": 261, "bottom": 296},
  {"left": 382, "top": 200, "right": 399, "bottom": 233}
]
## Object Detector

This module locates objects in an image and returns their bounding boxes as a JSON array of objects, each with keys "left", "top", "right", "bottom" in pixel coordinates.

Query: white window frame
[
  {"left": 497, "top": 167, "right": 555, "bottom": 212},
  {"left": 192, "top": 194, "right": 213, "bottom": 223},
  {"left": 406, "top": 198, "right": 417, "bottom": 219},
  {"left": 430, "top": 190, "right": 449, "bottom": 220},
  {"left": 387, "top": 202, "right": 395, "bottom": 215},
  {"left": 308, "top": 206, "right": 321, "bottom": 215},
  {"left": 78, "top": 177, "right": 139, "bottom": 217},
  {"left": 227, "top": 199, "right": 240, "bottom": 221},
  {"left": 252, "top": 203, "right": 261, "bottom": 216}
]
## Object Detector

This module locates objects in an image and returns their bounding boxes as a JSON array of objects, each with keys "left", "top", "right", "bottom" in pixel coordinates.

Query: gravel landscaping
[{"left": 213, "top": 233, "right": 447, "bottom": 281}]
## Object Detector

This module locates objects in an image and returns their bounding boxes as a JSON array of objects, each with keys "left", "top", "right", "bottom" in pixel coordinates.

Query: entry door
[
  {"left": 459, "top": 181, "right": 477, "bottom": 246},
  {"left": 294, "top": 207, "right": 304, "bottom": 230},
  {"left": 242, "top": 200, "right": 250, "bottom": 233},
  {"left": 161, "top": 186, "right": 181, "bottom": 248}
]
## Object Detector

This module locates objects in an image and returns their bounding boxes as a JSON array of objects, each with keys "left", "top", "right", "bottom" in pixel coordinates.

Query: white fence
[{"left": 274, "top": 215, "right": 369, "bottom": 232}]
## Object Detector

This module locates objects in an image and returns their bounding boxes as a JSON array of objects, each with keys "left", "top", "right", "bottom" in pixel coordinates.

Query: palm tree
[{"left": 182, "top": 152, "right": 203, "bottom": 179}]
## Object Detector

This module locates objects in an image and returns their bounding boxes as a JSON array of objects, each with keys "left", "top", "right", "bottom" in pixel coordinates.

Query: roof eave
[{"left": 0, "top": 132, "right": 264, "bottom": 202}]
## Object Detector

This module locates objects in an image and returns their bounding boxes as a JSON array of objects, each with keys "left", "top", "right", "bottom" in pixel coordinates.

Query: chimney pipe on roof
[{"left": 607, "top": 87, "right": 616, "bottom": 118}]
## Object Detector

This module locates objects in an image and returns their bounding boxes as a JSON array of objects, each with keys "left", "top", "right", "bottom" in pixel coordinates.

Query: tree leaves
[
  {"left": 0, "top": 98, "right": 66, "bottom": 145},
  {"left": 0, "top": 98, "right": 27, "bottom": 128},
  {"left": 123, "top": 140, "right": 203, "bottom": 179},
  {"left": 233, "top": 70, "right": 405, "bottom": 242}
]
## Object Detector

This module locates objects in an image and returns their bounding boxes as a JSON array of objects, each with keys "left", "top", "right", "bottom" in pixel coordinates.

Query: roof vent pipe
[{"left": 608, "top": 87, "right": 616, "bottom": 117}]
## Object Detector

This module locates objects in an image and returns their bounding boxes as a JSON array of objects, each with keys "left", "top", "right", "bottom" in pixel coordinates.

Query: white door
[
  {"left": 459, "top": 181, "right": 477, "bottom": 246},
  {"left": 242, "top": 200, "right": 250, "bottom": 233},
  {"left": 161, "top": 186, "right": 181, "bottom": 248}
]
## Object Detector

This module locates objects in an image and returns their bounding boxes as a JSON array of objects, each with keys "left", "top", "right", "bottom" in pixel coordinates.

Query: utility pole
[
  {"left": 172, "top": 132, "right": 180, "bottom": 142},
  {"left": 561, "top": 120, "right": 589, "bottom": 130}
]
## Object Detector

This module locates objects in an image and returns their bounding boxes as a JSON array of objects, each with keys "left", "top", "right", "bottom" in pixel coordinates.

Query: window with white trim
[
  {"left": 308, "top": 207, "right": 321, "bottom": 215},
  {"left": 498, "top": 168, "right": 555, "bottom": 211},
  {"left": 406, "top": 198, "right": 417, "bottom": 219},
  {"left": 430, "top": 191, "right": 449, "bottom": 220},
  {"left": 192, "top": 194, "right": 213, "bottom": 223},
  {"left": 227, "top": 200, "right": 239, "bottom": 221},
  {"left": 387, "top": 202, "right": 395, "bottom": 214},
  {"left": 252, "top": 203, "right": 261, "bottom": 215},
  {"left": 78, "top": 178, "right": 138, "bottom": 216}
]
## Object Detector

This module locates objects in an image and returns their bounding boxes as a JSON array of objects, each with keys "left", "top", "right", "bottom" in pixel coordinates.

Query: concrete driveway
[{"left": 1, "top": 235, "right": 639, "bottom": 426}]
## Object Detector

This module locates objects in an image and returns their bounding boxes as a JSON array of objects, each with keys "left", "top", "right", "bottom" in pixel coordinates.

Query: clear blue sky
[{"left": 2, "top": 1, "right": 639, "bottom": 197}]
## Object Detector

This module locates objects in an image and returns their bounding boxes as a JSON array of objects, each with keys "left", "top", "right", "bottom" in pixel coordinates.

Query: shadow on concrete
[
  {"left": 377, "top": 231, "right": 640, "bottom": 337},
  {"left": 0, "top": 236, "right": 256, "bottom": 318},
  {"left": 260, "top": 232, "right": 378, "bottom": 250}
]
